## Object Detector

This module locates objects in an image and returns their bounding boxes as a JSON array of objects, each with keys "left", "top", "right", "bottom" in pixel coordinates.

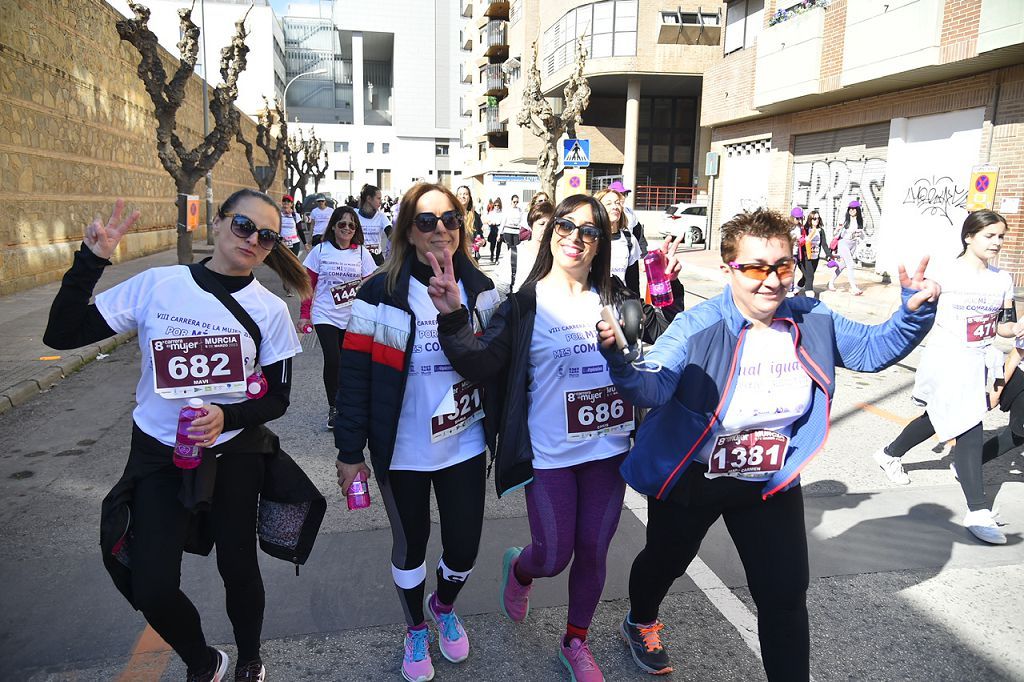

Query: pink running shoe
[
  {"left": 501, "top": 546, "right": 532, "bottom": 622},
  {"left": 402, "top": 627, "right": 434, "bottom": 682},
  {"left": 559, "top": 637, "right": 604, "bottom": 682},
  {"left": 426, "top": 592, "right": 470, "bottom": 663}
]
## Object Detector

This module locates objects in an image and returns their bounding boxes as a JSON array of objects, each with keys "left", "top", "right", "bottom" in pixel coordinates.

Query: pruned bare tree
[
  {"left": 236, "top": 97, "right": 288, "bottom": 193},
  {"left": 305, "top": 131, "right": 329, "bottom": 193},
  {"left": 284, "top": 127, "right": 311, "bottom": 202},
  {"left": 516, "top": 36, "right": 591, "bottom": 201},
  {"left": 116, "top": 1, "right": 251, "bottom": 263}
]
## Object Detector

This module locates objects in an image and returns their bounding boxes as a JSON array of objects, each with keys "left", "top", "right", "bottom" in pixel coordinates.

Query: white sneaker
[
  {"left": 872, "top": 448, "right": 911, "bottom": 485},
  {"left": 964, "top": 509, "right": 1006, "bottom": 545}
]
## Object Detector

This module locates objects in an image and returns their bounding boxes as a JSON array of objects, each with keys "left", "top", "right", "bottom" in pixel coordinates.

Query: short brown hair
[
  {"left": 527, "top": 200, "right": 554, "bottom": 227},
  {"left": 720, "top": 209, "right": 794, "bottom": 264}
]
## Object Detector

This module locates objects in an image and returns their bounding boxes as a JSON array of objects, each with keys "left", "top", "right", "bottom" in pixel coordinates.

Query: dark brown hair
[
  {"left": 324, "top": 206, "right": 365, "bottom": 248},
  {"left": 720, "top": 208, "right": 795, "bottom": 264},
  {"left": 960, "top": 210, "right": 1007, "bottom": 256},
  {"left": 528, "top": 200, "right": 554, "bottom": 227}
]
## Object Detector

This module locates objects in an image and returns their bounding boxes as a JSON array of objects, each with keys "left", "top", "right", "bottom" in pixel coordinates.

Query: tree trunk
[{"left": 175, "top": 180, "right": 199, "bottom": 264}]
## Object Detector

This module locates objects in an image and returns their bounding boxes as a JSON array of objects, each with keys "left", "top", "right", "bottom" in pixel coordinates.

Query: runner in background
[
  {"left": 310, "top": 196, "right": 333, "bottom": 246},
  {"left": 500, "top": 195, "right": 525, "bottom": 254},
  {"left": 485, "top": 197, "right": 504, "bottom": 264},
  {"left": 871, "top": 210, "right": 1017, "bottom": 545},
  {"left": 44, "top": 192, "right": 312, "bottom": 682},
  {"left": 596, "top": 208, "right": 938, "bottom": 680},
  {"left": 456, "top": 185, "right": 483, "bottom": 263},
  {"left": 795, "top": 209, "right": 831, "bottom": 298},
  {"left": 430, "top": 194, "right": 685, "bottom": 682},
  {"left": 594, "top": 188, "right": 642, "bottom": 295},
  {"left": 334, "top": 183, "right": 500, "bottom": 682},
  {"left": 298, "top": 205, "right": 377, "bottom": 431},
  {"left": 827, "top": 200, "right": 865, "bottom": 295},
  {"left": 607, "top": 180, "right": 649, "bottom": 256},
  {"left": 357, "top": 184, "right": 392, "bottom": 266},
  {"left": 493, "top": 200, "right": 554, "bottom": 298}
]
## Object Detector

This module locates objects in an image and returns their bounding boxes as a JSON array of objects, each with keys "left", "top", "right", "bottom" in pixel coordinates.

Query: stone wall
[{"left": 0, "top": 0, "right": 272, "bottom": 294}]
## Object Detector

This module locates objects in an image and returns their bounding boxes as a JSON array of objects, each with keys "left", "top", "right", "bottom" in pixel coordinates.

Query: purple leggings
[{"left": 517, "top": 453, "right": 626, "bottom": 628}]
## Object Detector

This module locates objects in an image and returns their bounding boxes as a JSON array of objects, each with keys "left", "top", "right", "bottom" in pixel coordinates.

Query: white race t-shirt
[
  {"left": 95, "top": 266, "right": 301, "bottom": 447},
  {"left": 311, "top": 207, "right": 333, "bottom": 237},
  {"left": 930, "top": 260, "right": 1013, "bottom": 348},
  {"left": 358, "top": 210, "right": 392, "bottom": 256},
  {"left": 302, "top": 243, "right": 377, "bottom": 329},
  {"left": 390, "top": 279, "right": 486, "bottom": 471},
  {"left": 280, "top": 212, "right": 300, "bottom": 246},
  {"left": 696, "top": 321, "right": 812, "bottom": 480},
  {"left": 528, "top": 284, "right": 632, "bottom": 469},
  {"left": 609, "top": 229, "right": 641, "bottom": 283},
  {"left": 502, "top": 206, "right": 524, "bottom": 234}
]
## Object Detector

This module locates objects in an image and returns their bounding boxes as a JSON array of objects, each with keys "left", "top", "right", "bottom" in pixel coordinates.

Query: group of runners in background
[{"left": 44, "top": 181, "right": 1017, "bottom": 682}]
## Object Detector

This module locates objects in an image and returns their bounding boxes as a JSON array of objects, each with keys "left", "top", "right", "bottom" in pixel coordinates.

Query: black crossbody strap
[{"left": 188, "top": 261, "right": 263, "bottom": 366}]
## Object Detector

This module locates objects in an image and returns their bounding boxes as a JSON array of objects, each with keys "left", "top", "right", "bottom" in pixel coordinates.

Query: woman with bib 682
[
  {"left": 596, "top": 208, "right": 939, "bottom": 681},
  {"left": 44, "top": 192, "right": 312, "bottom": 682}
]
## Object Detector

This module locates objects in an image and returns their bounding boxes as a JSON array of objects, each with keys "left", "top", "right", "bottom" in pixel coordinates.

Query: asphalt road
[{"left": 0, "top": 265, "right": 1021, "bottom": 681}]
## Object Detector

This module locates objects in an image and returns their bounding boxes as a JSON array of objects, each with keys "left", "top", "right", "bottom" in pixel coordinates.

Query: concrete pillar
[
  {"left": 353, "top": 32, "right": 365, "bottom": 127},
  {"left": 623, "top": 77, "right": 641, "bottom": 209}
]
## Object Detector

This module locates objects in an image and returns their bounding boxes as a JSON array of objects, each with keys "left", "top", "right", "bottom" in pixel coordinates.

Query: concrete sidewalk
[{"left": 0, "top": 246, "right": 185, "bottom": 414}]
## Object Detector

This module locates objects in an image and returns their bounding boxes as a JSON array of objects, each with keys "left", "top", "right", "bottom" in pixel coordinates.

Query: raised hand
[
  {"left": 426, "top": 248, "right": 462, "bottom": 314},
  {"left": 84, "top": 199, "right": 140, "bottom": 260},
  {"left": 899, "top": 255, "right": 941, "bottom": 312},
  {"left": 660, "top": 235, "right": 685, "bottom": 281}
]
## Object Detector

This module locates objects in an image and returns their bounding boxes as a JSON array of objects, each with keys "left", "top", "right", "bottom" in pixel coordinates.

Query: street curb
[{"left": 0, "top": 331, "right": 137, "bottom": 416}]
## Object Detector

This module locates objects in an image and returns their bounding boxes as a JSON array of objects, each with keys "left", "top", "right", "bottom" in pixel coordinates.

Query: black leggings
[
  {"left": 798, "top": 259, "right": 818, "bottom": 295},
  {"left": 488, "top": 227, "right": 500, "bottom": 262},
  {"left": 629, "top": 464, "right": 809, "bottom": 682},
  {"left": 378, "top": 454, "right": 486, "bottom": 626},
  {"left": 314, "top": 324, "right": 345, "bottom": 407},
  {"left": 886, "top": 412, "right": 987, "bottom": 510},
  {"left": 130, "top": 451, "right": 265, "bottom": 670}
]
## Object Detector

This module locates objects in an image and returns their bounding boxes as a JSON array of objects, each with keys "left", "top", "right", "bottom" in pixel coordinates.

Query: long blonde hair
[
  {"left": 380, "top": 183, "right": 479, "bottom": 294},
  {"left": 594, "top": 188, "right": 626, "bottom": 234}
]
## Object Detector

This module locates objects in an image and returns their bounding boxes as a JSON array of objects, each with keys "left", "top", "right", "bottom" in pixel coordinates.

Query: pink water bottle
[
  {"left": 347, "top": 471, "right": 371, "bottom": 510},
  {"left": 644, "top": 250, "right": 674, "bottom": 308},
  {"left": 173, "top": 398, "right": 208, "bottom": 469}
]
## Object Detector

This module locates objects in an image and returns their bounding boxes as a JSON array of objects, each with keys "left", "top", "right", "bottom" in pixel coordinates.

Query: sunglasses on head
[
  {"left": 728, "top": 258, "right": 795, "bottom": 282},
  {"left": 552, "top": 217, "right": 602, "bottom": 244},
  {"left": 413, "top": 210, "right": 464, "bottom": 233},
  {"left": 224, "top": 214, "right": 281, "bottom": 250}
]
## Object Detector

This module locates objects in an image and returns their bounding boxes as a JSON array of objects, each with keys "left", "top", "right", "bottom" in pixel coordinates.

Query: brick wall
[
  {"left": 940, "top": 0, "right": 981, "bottom": 63},
  {"left": 0, "top": 0, "right": 266, "bottom": 294},
  {"left": 819, "top": 0, "right": 847, "bottom": 92}
]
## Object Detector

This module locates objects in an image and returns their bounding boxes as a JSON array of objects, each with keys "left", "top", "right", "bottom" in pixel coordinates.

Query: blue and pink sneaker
[{"left": 426, "top": 592, "right": 470, "bottom": 663}]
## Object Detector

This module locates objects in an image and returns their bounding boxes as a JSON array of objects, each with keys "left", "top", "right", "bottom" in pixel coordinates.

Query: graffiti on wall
[
  {"left": 902, "top": 175, "right": 968, "bottom": 225},
  {"left": 792, "top": 158, "right": 886, "bottom": 237}
]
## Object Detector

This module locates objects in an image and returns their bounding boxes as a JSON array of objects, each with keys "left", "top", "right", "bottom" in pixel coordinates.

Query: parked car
[{"left": 660, "top": 203, "right": 707, "bottom": 244}]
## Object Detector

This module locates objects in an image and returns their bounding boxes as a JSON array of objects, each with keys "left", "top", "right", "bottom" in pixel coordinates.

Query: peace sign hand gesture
[
  {"left": 84, "top": 199, "right": 141, "bottom": 260},
  {"left": 899, "top": 255, "right": 941, "bottom": 312},
  {"left": 426, "top": 249, "right": 462, "bottom": 315}
]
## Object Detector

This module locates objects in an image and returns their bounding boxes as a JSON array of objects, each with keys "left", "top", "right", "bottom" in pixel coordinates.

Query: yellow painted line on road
[
  {"left": 855, "top": 401, "right": 912, "bottom": 426},
  {"left": 116, "top": 625, "right": 172, "bottom": 682}
]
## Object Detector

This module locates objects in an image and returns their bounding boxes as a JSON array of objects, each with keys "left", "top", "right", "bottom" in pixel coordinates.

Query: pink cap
[
  {"left": 790, "top": 207, "right": 804, "bottom": 219},
  {"left": 848, "top": 200, "right": 861, "bottom": 208},
  {"left": 608, "top": 181, "right": 631, "bottom": 195}
]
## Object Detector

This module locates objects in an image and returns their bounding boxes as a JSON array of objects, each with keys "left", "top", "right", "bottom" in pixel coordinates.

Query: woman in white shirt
[
  {"left": 44, "top": 191, "right": 311, "bottom": 682},
  {"left": 298, "top": 206, "right": 377, "bottom": 430},
  {"left": 595, "top": 188, "right": 642, "bottom": 295},
  {"left": 493, "top": 200, "right": 553, "bottom": 298},
  {"left": 872, "top": 210, "right": 1018, "bottom": 544},
  {"left": 356, "top": 184, "right": 392, "bottom": 265}
]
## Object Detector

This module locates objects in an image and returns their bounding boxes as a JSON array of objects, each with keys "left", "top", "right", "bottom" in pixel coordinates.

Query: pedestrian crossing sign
[{"left": 563, "top": 139, "right": 590, "bottom": 168}]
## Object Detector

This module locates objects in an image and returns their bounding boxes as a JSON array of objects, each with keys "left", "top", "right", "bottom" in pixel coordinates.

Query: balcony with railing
[
  {"left": 485, "top": 20, "right": 508, "bottom": 58},
  {"left": 486, "top": 105, "right": 508, "bottom": 147},
  {"left": 485, "top": 63, "right": 507, "bottom": 97},
  {"left": 753, "top": 5, "right": 825, "bottom": 109},
  {"left": 657, "top": 9, "right": 721, "bottom": 46}
]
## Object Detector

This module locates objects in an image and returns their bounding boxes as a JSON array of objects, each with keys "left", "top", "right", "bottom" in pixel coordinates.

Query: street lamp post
[{"left": 283, "top": 67, "right": 328, "bottom": 121}]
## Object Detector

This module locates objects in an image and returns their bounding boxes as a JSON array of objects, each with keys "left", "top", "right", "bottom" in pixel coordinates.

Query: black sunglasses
[
  {"left": 552, "top": 217, "right": 602, "bottom": 244},
  {"left": 727, "top": 257, "right": 795, "bottom": 282},
  {"left": 225, "top": 214, "right": 282, "bottom": 250},
  {"left": 413, "top": 210, "right": 464, "bottom": 233}
]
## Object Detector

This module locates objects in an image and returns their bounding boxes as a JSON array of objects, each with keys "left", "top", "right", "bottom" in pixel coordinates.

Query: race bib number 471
[
  {"left": 966, "top": 312, "right": 998, "bottom": 342},
  {"left": 708, "top": 429, "right": 789, "bottom": 478},
  {"left": 565, "top": 386, "right": 634, "bottom": 442},
  {"left": 151, "top": 334, "right": 246, "bottom": 398}
]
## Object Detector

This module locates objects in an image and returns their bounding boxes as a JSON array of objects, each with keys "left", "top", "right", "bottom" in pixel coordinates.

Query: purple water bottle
[
  {"left": 173, "top": 398, "right": 208, "bottom": 469},
  {"left": 347, "top": 471, "right": 371, "bottom": 510},
  {"left": 644, "top": 250, "right": 674, "bottom": 308}
]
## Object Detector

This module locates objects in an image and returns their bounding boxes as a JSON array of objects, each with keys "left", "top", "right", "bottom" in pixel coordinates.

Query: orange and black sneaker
[{"left": 620, "top": 614, "right": 673, "bottom": 675}]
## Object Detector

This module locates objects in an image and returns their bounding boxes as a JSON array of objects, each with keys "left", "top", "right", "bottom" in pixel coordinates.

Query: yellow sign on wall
[
  {"left": 967, "top": 164, "right": 998, "bottom": 211},
  {"left": 186, "top": 195, "right": 200, "bottom": 231},
  {"left": 558, "top": 169, "right": 588, "bottom": 200}
]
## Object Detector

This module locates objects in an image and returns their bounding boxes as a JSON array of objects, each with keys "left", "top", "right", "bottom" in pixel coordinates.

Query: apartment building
[
  {"left": 703, "top": 0, "right": 1024, "bottom": 280},
  {"left": 459, "top": 0, "right": 724, "bottom": 209}
]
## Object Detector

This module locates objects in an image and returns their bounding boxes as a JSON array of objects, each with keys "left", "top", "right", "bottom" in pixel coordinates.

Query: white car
[{"left": 660, "top": 203, "right": 707, "bottom": 244}]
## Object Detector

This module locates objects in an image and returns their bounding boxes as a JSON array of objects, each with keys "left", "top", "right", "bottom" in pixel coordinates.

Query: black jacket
[
  {"left": 334, "top": 250, "right": 500, "bottom": 481},
  {"left": 437, "top": 278, "right": 684, "bottom": 496}
]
